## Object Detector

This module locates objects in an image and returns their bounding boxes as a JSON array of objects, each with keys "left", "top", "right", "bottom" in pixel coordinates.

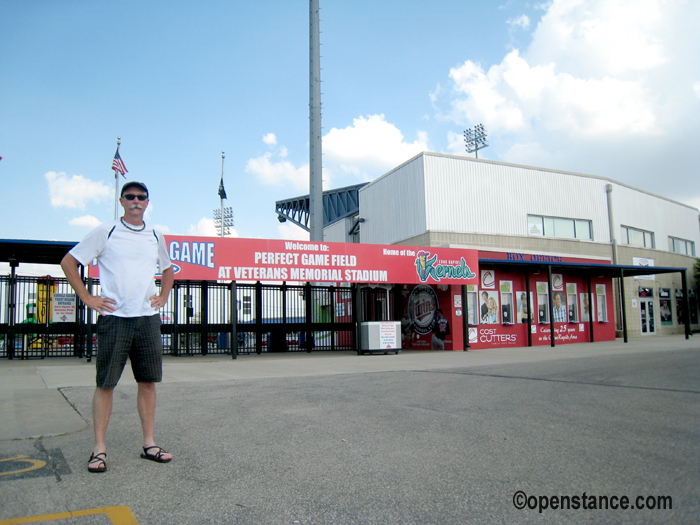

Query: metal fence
[{"left": 1, "top": 275, "right": 358, "bottom": 359}]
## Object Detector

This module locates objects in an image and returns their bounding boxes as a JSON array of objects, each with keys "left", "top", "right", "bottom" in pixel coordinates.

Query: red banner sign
[{"left": 91, "top": 236, "right": 480, "bottom": 285}]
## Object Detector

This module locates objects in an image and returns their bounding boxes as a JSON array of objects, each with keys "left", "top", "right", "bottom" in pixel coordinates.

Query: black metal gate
[
  {"left": 161, "top": 281, "right": 357, "bottom": 356},
  {"left": 0, "top": 275, "right": 89, "bottom": 359},
  {"left": 1, "top": 275, "right": 358, "bottom": 359}
]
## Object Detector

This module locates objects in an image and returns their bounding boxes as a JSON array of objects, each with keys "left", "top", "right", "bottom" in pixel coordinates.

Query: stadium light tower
[
  {"left": 213, "top": 152, "right": 233, "bottom": 237},
  {"left": 464, "top": 123, "right": 489, "bottom": 158}
]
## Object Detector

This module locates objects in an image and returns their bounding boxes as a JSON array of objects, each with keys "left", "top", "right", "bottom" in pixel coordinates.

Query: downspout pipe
[{"left": 606, "top": 184, "right": 618, "bottom": 264}]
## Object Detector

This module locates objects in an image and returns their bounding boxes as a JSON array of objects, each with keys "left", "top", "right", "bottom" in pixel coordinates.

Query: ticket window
[
  {"left": 467, "top": 290, "right": 478, "bottom": 325},
  {"left": 536, "top": 282, "right": 549, "bottom": 323},
  {"left": 580, "top": 293, "right": 594, "bottom": 322},
  {"left": 567, "top": 284, "right": 578, "bottom": 323},
  {"left": 596, "top": 284, "right": 608, "bottom": 322}
]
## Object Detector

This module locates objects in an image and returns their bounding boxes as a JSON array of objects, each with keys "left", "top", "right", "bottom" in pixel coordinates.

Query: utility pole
[{"left": 309, "top": 0, "right": 323, "bottom": 241}]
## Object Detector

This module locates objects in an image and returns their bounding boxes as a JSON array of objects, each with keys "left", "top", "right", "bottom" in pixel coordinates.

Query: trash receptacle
[{"left": 359, "top": 321, "right": 401, "bottom": 355}]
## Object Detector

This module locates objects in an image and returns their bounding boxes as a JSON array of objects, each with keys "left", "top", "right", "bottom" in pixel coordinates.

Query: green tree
[{"left": 695, "top": 258, "right": 700, "bottom": 292}]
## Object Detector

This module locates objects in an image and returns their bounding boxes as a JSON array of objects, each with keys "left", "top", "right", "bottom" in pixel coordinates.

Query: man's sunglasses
[{"left": 123, "top": 194, "right": 148, "bottom": 201}]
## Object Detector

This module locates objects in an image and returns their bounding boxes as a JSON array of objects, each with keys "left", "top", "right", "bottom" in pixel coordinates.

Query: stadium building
[{"left": 278, "top": 152, "right": 699, "bottom": 348}]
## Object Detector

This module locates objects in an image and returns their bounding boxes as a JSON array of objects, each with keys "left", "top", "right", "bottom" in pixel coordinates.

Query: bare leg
[
  {"left": 92, "top": 387, "right": 113, "bottom": 455},
  {"left": 137, "top": 382, "right": 172, "bottom": 460}
]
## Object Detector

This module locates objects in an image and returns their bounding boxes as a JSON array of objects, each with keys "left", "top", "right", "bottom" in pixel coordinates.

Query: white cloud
[
  {"left": 323, "top": 114, "right": 428, "bottom": 178},
  {"left": 246, "top": 152, "right": 309, "bottom": 191},
  {"left": 507, "top": 14, "right": 530, "bottom": 30},
  {"left": 278, "top": 222, "right": 309, "bottom": 241},
  {"left": 45, "top": 171, "right": 111, "bottom": 209},
  {"left": 69, "top": 215, "right": 101, "bottom": 229},
  {"left": 449, "top": 49, "right": 657, "bottom": 137},
  {"left": 246, "top": 117, "right": 428, "bottom": 193},
  {"left": 446, "top": 130, "right": 465, "bottom": 155},
  {"left": 527, "top": 0, "right": 667, "bottom": 77},
  {"left": 502, "top": 141, "right": 554, "bottom": 168},
  {"left": 263, "top": 133, "right": 277, "bottom": 146},
  {"left": 187, "top": 217, "right": 238, "bottom": 238}
]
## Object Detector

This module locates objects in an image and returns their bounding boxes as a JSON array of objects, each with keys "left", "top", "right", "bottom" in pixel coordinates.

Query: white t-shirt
[{"left": 70, "top": 219, "right": 172, "bottom": 318}]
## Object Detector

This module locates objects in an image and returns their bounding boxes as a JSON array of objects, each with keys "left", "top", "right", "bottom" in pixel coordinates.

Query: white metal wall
[
  {"left": 358, "top": 152, "right": 699, "bottom": 251},
  {"left": 359, "top": 155, "right": 427, "bottom": 245},
  {"left": 323, "top": 218, "right": 347, "bottom": 243},
  {"left": 423, "top": 154, "right": 611, "bottom": 240},
  {"left": 610, "top": 183, "right": 700, "bottom": 249}
]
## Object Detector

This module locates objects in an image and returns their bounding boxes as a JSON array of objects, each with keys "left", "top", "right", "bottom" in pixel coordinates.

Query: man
[
  {"left": 431, "top": 308, "right": 450, "bottom": 350},
  {"left": 61, "top": 181, "right": 174, "bottom": 473},
  {"left": 552, "top": 293, "right": 568, "bottom": 323}
]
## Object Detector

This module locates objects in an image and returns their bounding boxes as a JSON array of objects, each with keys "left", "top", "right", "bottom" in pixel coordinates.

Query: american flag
[{"left": 112, "top": 148, "right": 128, "bottom": 177}]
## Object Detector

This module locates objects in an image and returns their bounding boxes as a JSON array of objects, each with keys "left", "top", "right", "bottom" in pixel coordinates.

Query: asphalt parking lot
[{"left": 1, "top": 337, "right": 698, "bottom": 524}]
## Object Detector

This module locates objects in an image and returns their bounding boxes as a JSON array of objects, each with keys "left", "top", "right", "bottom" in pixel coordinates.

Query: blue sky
[{"left": 2, "top": 0, "right": 699, "bottom": 274}]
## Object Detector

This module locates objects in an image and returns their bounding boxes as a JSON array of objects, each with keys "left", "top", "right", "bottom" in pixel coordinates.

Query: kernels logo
[{"left": 415, "top": 251, "right": 476, "bottom": 283}]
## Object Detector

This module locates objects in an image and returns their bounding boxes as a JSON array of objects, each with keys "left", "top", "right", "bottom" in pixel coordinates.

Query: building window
[
  {"left": 528, "top": 215, "right": 592, "bottom": 240},
  {"left": 668, "top": 236, "right": 696, "bottom": 256},
  {"left": 621, "top": 226, "right": 655, "bottom": 248}
]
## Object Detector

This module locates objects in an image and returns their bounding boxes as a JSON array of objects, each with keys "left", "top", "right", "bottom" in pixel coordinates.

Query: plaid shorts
[{"left": 96, "top": 314, "right": 163, "bottom": 389}]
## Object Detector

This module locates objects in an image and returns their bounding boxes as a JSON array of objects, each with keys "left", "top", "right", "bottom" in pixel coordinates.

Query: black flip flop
[
  {"left": 88, "top": 452, "right": 107, "bottom": 473},
  {"left": 140, "top": 446, "right": 172, "bottom": 463}
]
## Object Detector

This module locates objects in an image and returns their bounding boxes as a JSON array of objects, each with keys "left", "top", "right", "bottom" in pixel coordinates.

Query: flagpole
[
  {"left": 114, "top": 136, "right": 121, "bottom": 220},
  {"left": 220, "top": 151, "right": 225, "bottom": 238}
]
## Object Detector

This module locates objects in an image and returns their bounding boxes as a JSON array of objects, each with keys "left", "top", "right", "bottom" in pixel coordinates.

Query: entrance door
[{"left": 640, "top": 299, "right": 655, "bottom": 335}]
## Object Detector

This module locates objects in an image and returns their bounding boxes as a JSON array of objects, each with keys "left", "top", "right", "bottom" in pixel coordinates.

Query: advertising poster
[
  {"left": 401, "top": 283, "right": 454, "bottom": 349},
  {"left": 479, "top": 290, "right": 500, "bottom": 324},
  {"left": 676, "top": 289, "right": 685, "bottom": 325},
  {"left": 480, "top": 269, "right": 496, "bottom": 289},
  {"left": 659, "top": 288, "right": 672, "bottom": 326},
  {"left": 551, "top": 291, "right": 568, "bottom": 323},
  {"left": 551, "top": 273, "right": 564, "bottom": 292},
  {"left": 470, "top": 325, "right": 520, "bottom": 347}
]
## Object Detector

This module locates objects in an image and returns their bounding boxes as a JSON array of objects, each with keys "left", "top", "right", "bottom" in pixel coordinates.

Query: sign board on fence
[
  {"left": 52, "top": 293, "right": 76, "bottom": 322},
  {"left": 88, "top": 236, "right": 480, "bottom": 287}
]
